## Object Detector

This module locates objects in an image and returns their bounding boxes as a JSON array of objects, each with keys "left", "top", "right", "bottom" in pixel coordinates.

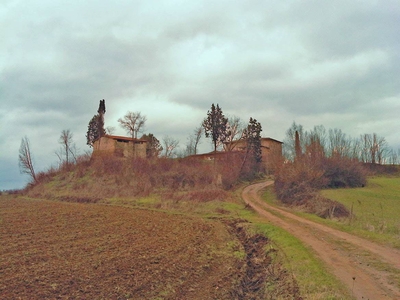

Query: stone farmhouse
[
  {"left": 224, "top": 137, "right": 283, "bottom": 172},
  {"left": 187, "top": 137, "right": 283, "bottom": 173},
  {"left": 93, "top": 135, "right": 147, "bottom": 158},
  {"left": 93, "top": 134, "right": 283, "bottom": 173}
]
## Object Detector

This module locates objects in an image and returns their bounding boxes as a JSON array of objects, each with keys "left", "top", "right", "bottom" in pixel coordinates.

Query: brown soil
[
  {"left": 0, "top": 197, "right": 236, "bottom": 299},
  {"left": 242, "top": 181, "right": 400, "bottom": 300},
  {"left": 0, "top": 196, "right": 301, "bottom": 299}
]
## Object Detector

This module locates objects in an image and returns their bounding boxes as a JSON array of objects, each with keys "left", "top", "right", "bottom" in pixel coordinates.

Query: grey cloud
[
  {"left": 285, "top": 1, "right": 400, "bottom": 59},
  {"left": 1, "top": 1, "right": 400, "bottom": 189}
]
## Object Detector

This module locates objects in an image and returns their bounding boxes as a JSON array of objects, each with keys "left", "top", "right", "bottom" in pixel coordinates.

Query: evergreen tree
[
  {"left": 202, "top": 103, "right": 229, "bottom": 153},
  {"left": 141, "top": 133, "right": 163, "bottom": 157},
  {"left": 86, "top": 100, "right": 106, "bottom": 147},
  {"left": 295, "top": 130, "right": 302, "bottom": 160},
  {"left": 244, "top": 117, "right": 262, "bottom": 164},
  {"left": 98, "top": 99, "right": 106, "bottom": 115},
  {"left": 239, "top": 118, "right": 263, "bottom": 178}
]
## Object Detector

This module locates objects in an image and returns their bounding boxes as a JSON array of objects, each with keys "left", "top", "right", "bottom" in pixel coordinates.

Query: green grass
[
  {"left": 321, "top": 176, "right": 400, "bottom": 248},
  {"left": 254, "top": 222, "right": 352, "bottom": 300},
  {"left": 206, "top": 198, "right": 352, "bottom": 299},
  {"left": 262, "top": 176, "right": 400, "bottom": 249}
]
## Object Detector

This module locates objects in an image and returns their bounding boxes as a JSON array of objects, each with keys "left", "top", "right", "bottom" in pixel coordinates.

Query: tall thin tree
[
  {"left": 86, "top": 100, "right": 106, "bottom": 147},
  {"left": 295, "top": 130, "right": 302, "bottom": 160},
  {"left": 19, "top": 136, "right": 38, "bottom": 183},
  {"left": 240, "top": 118, "right": 262, "bottom": 175}
]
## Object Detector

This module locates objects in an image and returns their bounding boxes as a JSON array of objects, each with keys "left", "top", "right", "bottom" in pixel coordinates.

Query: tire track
[{"left": 242, "top": 181, "right": 400, "bottom": 300}]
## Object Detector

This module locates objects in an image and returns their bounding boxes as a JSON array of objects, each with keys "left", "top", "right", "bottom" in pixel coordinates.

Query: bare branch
[
  {"left": 19, "top": 136, "right": 37, "bottom": 183},
  {"left": 118, "top": 111, "right": 147, "bottom": 139},
  {"left": 163, "top": 136, "right": 179, "bottom": 158}
]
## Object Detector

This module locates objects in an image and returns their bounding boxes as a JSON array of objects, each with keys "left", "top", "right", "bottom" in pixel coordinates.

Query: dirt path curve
[{"left": 242, "top": 181, "right": 400, "bottom": 300}]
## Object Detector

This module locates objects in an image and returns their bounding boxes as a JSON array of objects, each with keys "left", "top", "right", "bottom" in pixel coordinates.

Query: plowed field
[{"left": 0, "top": 197, "right": 243, "bottom": 299}]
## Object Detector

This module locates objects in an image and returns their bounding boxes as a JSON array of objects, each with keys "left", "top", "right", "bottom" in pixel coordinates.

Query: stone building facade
[
  {"left": 225, "top": 137, "right": 283, "bottom": 173},
  {"left": 92, "top": 135, "right": 147, "bottom": 158}
]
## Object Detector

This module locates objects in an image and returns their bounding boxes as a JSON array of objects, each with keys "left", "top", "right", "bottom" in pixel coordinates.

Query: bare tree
[
  {"left": 388, "top": 148, "right": 399, "bottom": 165},
  {"left": 360, "top": 133, "right": 370, "bottom": 163},
  {"left": 19, "top": 136, "right": 37, "bottom": 183},
  {"left": 348, "top": 137, "right": 362, "bottom": 160},
  {"left": 303, "top": 125, "right": 327, "bottom": 162},
  {"left": 224, "top": 116, "right": 245, "bottom": 151},
  {"left": 185, "top": 126, "right": 203, "bottom": 156},
  {"left": 375, "top": 133, "right": 388, "bottom": 164},
  {"left": 60, "top": 130, "right": 76, "bottom": 165},
  {"left": 328, "top": 128, "right": 351, "bottom": 158},
  {"left": 359, "top": 133, "right": 388, "bottom": 164},
  {"left": 163, "top": 136, "right": 179, "bottom": 158},
  {"left": 192, "top": 126, "right": 203, "bottom": 154},
  {"left": 105, "top": 126, "right": 116, "bottom": 135},
  {"left": 305, "top": 125, "right": 327, "bottom": 151},
  {"left": 185, "top": 136, "right": 196, "bottom": 156},
  {"left": 118, "top": 111, "right": 147, "bottom": 139},
  {"left": 283, "top": 122, "right": 305, "bottom": 161}
]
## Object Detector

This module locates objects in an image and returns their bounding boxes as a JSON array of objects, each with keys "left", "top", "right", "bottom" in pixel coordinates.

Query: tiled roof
[{"left": 104, "top": 135, "right": 147, "bottom": 142}]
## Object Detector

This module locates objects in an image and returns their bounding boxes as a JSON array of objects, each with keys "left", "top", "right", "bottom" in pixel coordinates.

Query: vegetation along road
[{"left": 242, "top": 180, "right": 400, "bottom": 300}]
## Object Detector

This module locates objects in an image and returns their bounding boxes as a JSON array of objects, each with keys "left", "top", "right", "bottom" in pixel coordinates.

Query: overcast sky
[{"left": 1, "top": 0, "right": 400, "bottom": 190}]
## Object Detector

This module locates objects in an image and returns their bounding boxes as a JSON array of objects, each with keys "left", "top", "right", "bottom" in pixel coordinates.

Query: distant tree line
[
  {"left": 274, "top": 121, "right": 399, "bottom": 213},
  {"left": 283, "top": 122, "right": 397, "bottom": 165}
]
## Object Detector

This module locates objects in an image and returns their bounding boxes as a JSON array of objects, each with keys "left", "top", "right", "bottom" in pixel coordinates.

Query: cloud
[{"left": 1, "top": 0, "right": 400, "bottom": 189}]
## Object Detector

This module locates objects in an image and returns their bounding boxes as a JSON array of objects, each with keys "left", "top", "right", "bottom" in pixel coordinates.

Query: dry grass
[{"left": 24, "top": 154, "right": 249, "bottom": 203}]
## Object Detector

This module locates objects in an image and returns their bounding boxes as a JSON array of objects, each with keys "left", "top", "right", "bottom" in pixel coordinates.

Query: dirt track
[{"left": 242, "top": 181, "right": 400, "bottom": 300}]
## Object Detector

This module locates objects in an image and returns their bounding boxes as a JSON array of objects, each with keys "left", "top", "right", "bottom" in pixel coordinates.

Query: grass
[
  {"left": 254, "top": 222, "right": 352, "bottom": 300},
  {"left": 321, "top": 176, "right": 400, "bottom": 248},
  {"left": 229, "top": 205, "right": 352, "bottom": 299},
  {"left": 262, "top": 176, "right": 400, "bottom": 249}
]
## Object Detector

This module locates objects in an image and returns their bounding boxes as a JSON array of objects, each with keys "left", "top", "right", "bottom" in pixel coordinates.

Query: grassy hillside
[
  {"left": 2, "top": 156, "right": 306, "bottom": 299},
  {"left": 5, "top": 156, "right": 359, "bottom": 299},
  {"left": 321, "top": 176, "right": 400, "bottom": 248}
]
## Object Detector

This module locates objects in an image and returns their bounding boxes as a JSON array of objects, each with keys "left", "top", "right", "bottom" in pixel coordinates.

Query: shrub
[
  {"left": 274, "top": 155, "right": 366, "bottom": 216},
  {"left": 323, "top": 157, "right": 366, "bottom": 188},
  {"left": 216, "top": 152, "right": 244, "bottom": 189},
  {"left": 274, "top": 160, "right": 326, "bottom": 204}
]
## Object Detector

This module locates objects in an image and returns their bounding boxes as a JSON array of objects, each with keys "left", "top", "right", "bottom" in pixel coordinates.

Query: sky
[{"left": 1, "top": 0, "right": 400, "bottom": 190}]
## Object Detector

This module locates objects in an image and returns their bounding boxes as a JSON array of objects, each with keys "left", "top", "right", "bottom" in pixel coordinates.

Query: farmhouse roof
[
  {"left": 104, "top": 135, "right": 147, "bottom": 142},
  {"left": 224, "top": 137, "right": 283, "bottom": 145},
  {"left": 261, "top": 137, "right": 283, "bottom": 144},
  {"left": 191, "top": 150, "right": 227, "bottom": 157}
]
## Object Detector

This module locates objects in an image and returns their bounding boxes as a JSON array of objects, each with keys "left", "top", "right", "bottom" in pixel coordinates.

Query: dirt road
[{"left": 242, "top": 181, "right": 400, "bottom": 300}]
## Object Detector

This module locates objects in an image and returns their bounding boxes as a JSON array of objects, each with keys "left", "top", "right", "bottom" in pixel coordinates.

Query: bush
[
  {"left": 274, "top": 160, "right": 327, "bottom": 204},
  {"left": 216, "top": 152, "right": 244, "bottom": 189},
  {"left": 274, "top": 155, "right": 366, "bottom": 216},
  {"left": 323, "top": 157, "right": 366, "bottom": 188}
]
